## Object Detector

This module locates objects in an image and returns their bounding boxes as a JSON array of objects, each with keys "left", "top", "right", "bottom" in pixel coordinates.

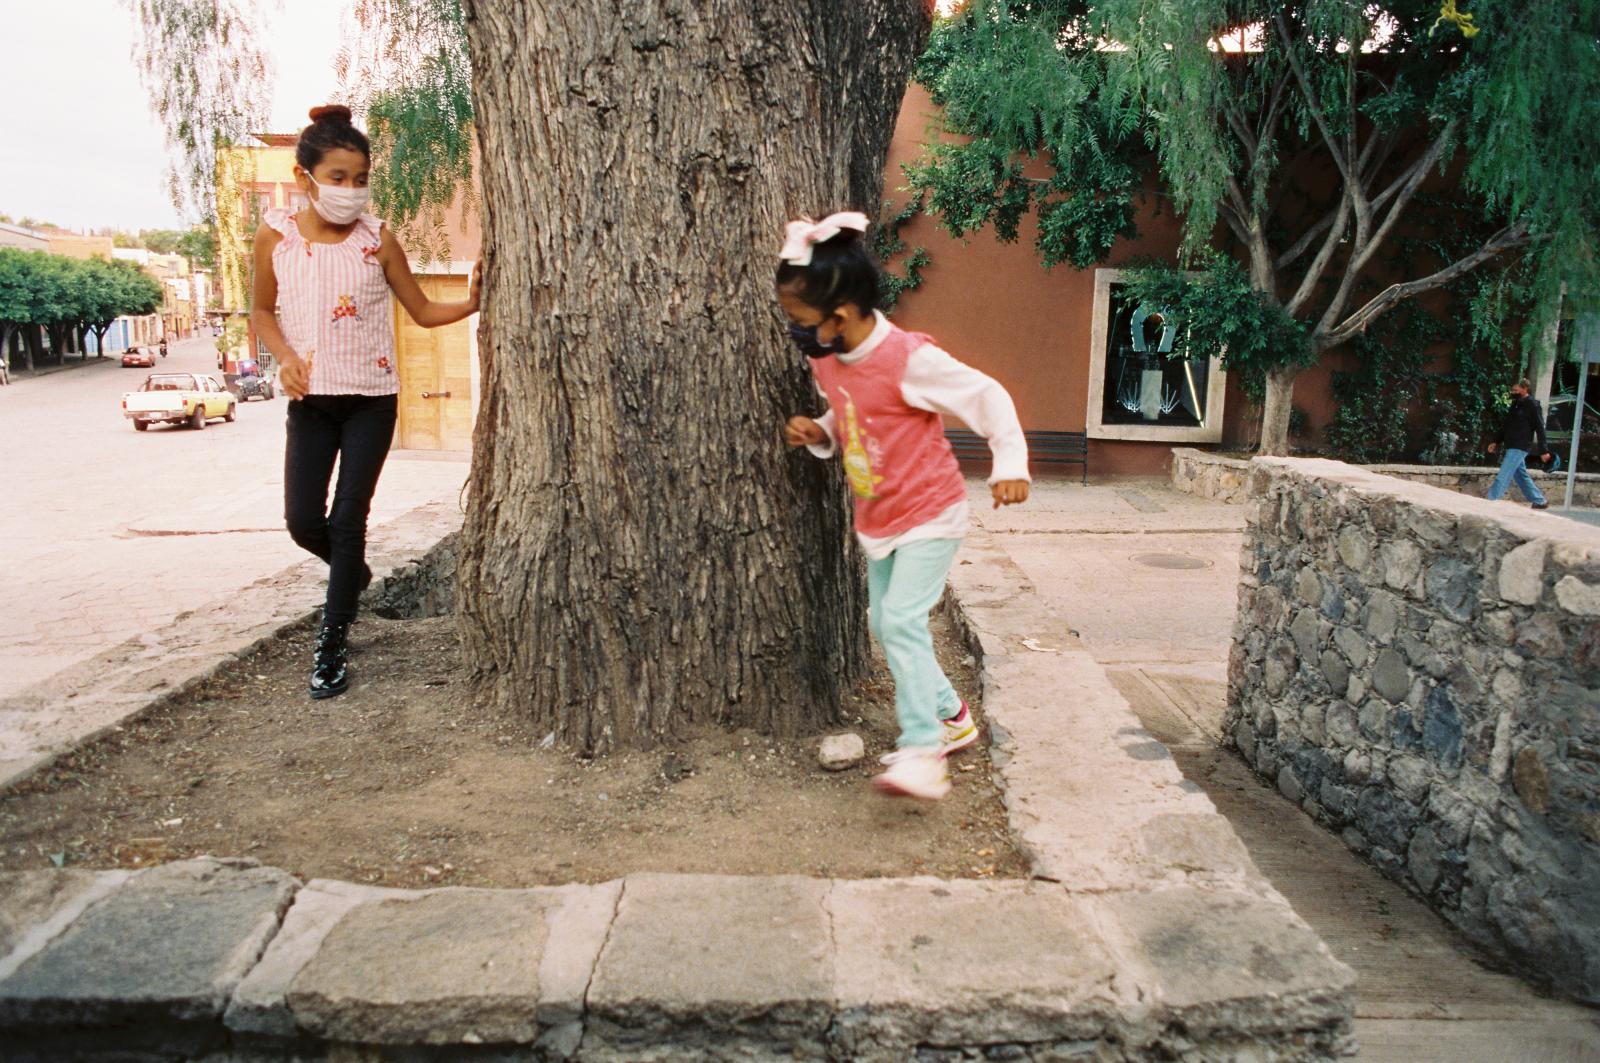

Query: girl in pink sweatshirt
[{"left": 779, "top": 212, "right": 1030, "bottom": 800}]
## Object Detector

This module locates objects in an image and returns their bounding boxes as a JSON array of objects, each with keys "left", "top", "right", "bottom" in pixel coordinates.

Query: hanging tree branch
[
  {"left": 125, "top": 0, "right": 276, "bottom": 218},
  {"left": 1324, "top": 219, "right": 1532, "bottom": 347},
  {"left": 1273, "top": 11, "right": 1352, "bottom": 187}
]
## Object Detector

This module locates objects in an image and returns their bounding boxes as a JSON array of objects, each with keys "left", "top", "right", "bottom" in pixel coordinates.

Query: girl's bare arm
[{"left": 378, "top": 227, "right": 481, "bottom": 328}]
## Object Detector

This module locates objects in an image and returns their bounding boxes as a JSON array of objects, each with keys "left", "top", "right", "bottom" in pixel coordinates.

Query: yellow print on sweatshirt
[{"left": 839, "top": 387, "right": 884, "bottom": 500}]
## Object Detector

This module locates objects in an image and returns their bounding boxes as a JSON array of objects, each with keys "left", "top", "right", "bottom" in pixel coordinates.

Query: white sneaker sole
[{"left": 872, "top": 771, "right": 951, "bottom": 800}]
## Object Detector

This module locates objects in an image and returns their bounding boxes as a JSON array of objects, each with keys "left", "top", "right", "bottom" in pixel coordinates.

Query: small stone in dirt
[
  {"left": 659, "top": 753, "right": 693, "bottom": 783},
  {"left": 818, "top": 733, "right": 865, "bottom": 771}
]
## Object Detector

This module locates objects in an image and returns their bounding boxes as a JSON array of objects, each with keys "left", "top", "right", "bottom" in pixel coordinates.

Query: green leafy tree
[
  {"left": 139, "top": 229, "right": 185, "bottom": 255},
  {"left": 908, "top": 0, "right": 1600, "bottom": 454},
  {"left": 180, "top": 224, "right": 217, "bottom": 270},
  {"left": 0, "top": 252, "right": 164, "bottom": 369},
  {"left": 35, "top": 255, "right": 91, "bottom": 362},
  {"left": 83, "top": 259, "right": 164, "bottom": 355},
  {"left": 0, "top": 249, "right": 46, "bottom": 372},
  {"left": 337, "top": 0, "right": 476, "bottom": 261}
]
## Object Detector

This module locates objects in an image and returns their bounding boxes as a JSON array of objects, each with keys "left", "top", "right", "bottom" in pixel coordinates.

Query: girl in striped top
[{"left": 252, "top": 105, "right": 481, "bottom": 700}]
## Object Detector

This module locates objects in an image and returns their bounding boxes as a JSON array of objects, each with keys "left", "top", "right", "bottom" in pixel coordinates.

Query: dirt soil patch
[{"left": 0, "top": 612, "right": 1027, "bottom": 888}]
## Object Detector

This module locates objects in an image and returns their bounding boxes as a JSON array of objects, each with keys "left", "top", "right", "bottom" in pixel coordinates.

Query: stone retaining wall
[
  {"left": 1172, "top": 447, "right": 1600, "bottom": 508},
  {"left": 1226, "top": 457, "right": 1600, "bottom": 1002},
  {"left": 1171, "top": 448, "right": 1252, "bottom": 505}
]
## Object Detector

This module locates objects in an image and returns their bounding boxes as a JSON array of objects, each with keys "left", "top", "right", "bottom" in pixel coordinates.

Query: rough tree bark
[{"left": 456, "top": 0, "right": 931, "bottom": 753}]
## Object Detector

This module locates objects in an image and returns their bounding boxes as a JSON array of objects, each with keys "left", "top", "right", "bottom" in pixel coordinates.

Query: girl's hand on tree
[
  {"left": 467, "top": 258, "right": 483, "bottom": 312},
  {"left": 785, "top": 416, "right": 826, "bottom": 447},
  {"left": 991, "top": 479, "right": 1029, "bottom": 508},
  {"left": 279, "top": 352, "right": 310, "bottom": 400}
]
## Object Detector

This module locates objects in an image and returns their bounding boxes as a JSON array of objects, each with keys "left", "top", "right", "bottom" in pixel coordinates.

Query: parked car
[
  {"left": 121, "top": 347, "right": 156, "bottom": 369},
  {"left": 122, "top": 372, "right": 237, "bottom": 431}
]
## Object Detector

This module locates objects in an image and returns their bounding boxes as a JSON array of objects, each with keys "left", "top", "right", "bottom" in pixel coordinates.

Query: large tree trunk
[
  {"left": 1258, "top": 363, "right": 1301, "bottom": 456},
  {"left": 456, "top": 0, "right": 930, "bottom": 754}
]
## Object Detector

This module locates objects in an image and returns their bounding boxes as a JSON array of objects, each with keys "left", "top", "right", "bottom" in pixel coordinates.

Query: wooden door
[{"left": 394, "top": 276, "right": 474, "bottom": 451}]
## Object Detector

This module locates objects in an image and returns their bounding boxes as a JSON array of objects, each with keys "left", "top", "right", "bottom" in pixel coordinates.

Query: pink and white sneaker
[
  {"left": 873, "top": 747, "right": 951, "bottom": 800},
  {"left": 879, "top": 700, "right": 977, "bottom": 766},
  {"left": 938, "top": 700, "right": 978, "bottom": 758}
]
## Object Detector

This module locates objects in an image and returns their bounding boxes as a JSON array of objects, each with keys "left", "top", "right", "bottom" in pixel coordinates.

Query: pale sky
[{"left": 0, "top": 0, "right": 347, "bottom": 233}]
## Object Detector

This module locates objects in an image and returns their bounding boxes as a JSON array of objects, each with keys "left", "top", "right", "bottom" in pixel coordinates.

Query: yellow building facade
[{"left": 216, "top": 135, "right": 303, "bottom": 313}]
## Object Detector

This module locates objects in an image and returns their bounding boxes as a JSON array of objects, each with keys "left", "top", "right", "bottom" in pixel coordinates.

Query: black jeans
[{"left": 284, "top": 394, "right": 398, "bottom": 626}]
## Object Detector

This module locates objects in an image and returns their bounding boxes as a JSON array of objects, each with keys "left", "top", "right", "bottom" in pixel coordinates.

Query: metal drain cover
[{"left": 1132, "top": 552, "right": 1211, "bottom": 570}]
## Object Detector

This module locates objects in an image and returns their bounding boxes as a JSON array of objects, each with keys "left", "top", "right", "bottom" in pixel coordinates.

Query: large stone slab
[
  {"left": 829, "top": 877, "right": 1123, "bottom": 1055},
  {"left": 225, "top": 878, "right": 411, "bottom": 1037},
  {"left": 1090, "top": 885, "right": 1356, "bottom": 1056},
  {"left": 284, "top": 885, "right": 562, "bottom": 1045},
  {"left": 0, "top": 857, "right": 296, "bottom": 1028},
  {"left": 584, "top": 873, "right": 833, "bottom": 1059},
  {"left": 0, "top": 869, "right": 129, "bottom": 982},
  {"left": 949, "top": 535, "right": 1251, "bottom": 892}
]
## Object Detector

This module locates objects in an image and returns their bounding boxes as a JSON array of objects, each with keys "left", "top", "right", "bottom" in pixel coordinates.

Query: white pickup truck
[{"left": 122, "top": 372, "right": 237, "bottom": 432}]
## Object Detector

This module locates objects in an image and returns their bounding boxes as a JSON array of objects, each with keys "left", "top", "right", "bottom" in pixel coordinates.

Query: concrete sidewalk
[{"left": 977, "top": 477, "right": 1600, "bottom": 1061}]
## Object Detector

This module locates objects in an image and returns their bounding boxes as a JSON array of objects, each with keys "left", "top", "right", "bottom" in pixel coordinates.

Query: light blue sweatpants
[{"left": 867, "top": 537, "right": 965, "bottom": 750}]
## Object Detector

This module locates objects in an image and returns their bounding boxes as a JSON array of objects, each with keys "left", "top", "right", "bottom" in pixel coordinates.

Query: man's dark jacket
[{"left": 1500, "top": 394, "right": 1549, "bottom": 454}]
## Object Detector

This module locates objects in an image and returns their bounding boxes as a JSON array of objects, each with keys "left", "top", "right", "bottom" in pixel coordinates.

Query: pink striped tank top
[{"left": 266, "top": 208, "right": 398, "bottom": 396}]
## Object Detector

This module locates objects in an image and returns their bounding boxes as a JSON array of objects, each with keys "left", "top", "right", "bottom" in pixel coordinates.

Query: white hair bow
[{"left": 778, "top": 212, "right": 870, "bottom": 267}]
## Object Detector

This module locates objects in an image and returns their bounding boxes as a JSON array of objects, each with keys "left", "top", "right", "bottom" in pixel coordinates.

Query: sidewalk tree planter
[
  {"left": 128, "top": 0, "right": 933, "bottom": 753},
  {"left": 454, "top": 0, "right": 931, "bottom": 752}
]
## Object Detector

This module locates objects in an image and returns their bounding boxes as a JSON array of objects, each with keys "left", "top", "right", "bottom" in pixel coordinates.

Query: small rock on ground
[{"left": 818, "top": 733, "right": 865, "bottom": 771}]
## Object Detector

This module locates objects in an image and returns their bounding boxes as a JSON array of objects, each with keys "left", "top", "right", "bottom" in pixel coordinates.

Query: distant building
[
  {"left": 216, "top": 134, "right": 303, "bottom": 313},
  {"left": 191, "top": 270, "right": 214, "bottom": 321},
  {"left": 44, "top": 231, "right": 114, "bottom": 261},
  {"left": 0, "top": 223, "right": 47, "bottom": 252}
]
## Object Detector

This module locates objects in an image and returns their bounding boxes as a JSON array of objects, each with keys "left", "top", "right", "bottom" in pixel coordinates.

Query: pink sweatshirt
[{"left": 808, "top": 313, "right": 1029, "bottom": 552}]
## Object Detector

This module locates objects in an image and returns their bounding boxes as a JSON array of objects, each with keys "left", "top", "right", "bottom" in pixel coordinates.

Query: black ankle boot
[{"left": 309, "top": 622, "right": 351, "bottom": 699}]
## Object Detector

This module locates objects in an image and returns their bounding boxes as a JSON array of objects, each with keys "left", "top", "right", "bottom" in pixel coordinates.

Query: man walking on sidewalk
[{"left": 1486, "top": 377, "right": 1553, "bottom": 509}]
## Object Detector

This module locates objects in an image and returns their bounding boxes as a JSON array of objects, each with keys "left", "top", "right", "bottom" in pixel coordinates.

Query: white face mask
[{"left": 306, "top": 174, "right": 370, "bottom": 225}]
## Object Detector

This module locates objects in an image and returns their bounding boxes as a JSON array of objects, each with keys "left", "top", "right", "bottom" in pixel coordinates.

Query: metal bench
[{"left": 945, "top": 428, "right": 1088, "bottom": 485}]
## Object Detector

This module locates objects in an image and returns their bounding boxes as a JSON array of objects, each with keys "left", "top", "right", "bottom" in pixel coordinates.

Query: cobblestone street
[{"left": 0, "top": 336, "right": 467, "bottom": 700}]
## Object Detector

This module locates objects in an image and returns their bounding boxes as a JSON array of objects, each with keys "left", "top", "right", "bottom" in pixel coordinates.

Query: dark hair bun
[{"left": 308, "top": 104, "right": 353, "bottom": 125}]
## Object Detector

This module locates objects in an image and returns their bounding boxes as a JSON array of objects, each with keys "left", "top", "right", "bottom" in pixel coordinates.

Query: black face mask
[{"left": 789, "top": 322, "right": 841, "bottom": 360}]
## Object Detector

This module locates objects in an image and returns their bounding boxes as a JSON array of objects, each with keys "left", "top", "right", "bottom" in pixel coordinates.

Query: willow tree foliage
[
  {"left": 910, "top": 0, "right": 1600, "bottom": 453},
  {"left": 126, "top": 0, "right": 471, "bottom": 253},
  {"left": 126, "top": 0, "right": 273, "bottom": 219},
  {"left": 337, "top": 0, "right": 476, "bottom": 261}
]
